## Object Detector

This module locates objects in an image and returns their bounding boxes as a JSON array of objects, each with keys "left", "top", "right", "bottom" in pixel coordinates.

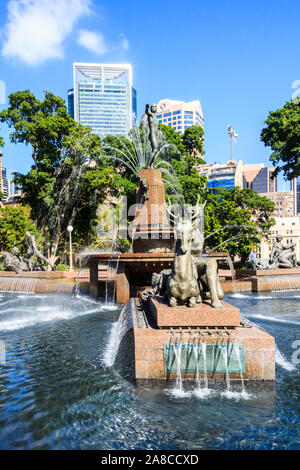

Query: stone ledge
[{"left": 148, "top": 295, "right": 240, "bottom": 327}]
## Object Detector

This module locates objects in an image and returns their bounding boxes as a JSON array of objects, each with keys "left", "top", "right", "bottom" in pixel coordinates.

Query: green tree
[
  {"left": 182, "top": 125, "right": 204, "bottom": 157},
  {"left": 159, "top": 124, "right": 206, "bottom": 204},
  {"left": 0, "top": 205, "right": 41, "bottom": 253},
  {"left": 0, "top": 90, "right": 74, "bottom": 170},
  {"left": 0, "top": 90, "right": 126, "bottom": 263},
  {"left": 261, "top": 99, "right": 300, "bottom": 180},
  {"left": 204, "top": 188, "right": 275, "bottom": 264}
]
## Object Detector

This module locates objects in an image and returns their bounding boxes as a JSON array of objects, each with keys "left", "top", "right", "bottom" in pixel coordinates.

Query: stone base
[
  {"left": 127, "top": 298, "right": 275, "bottom": 381},
  {"left": 148, "top": 296, "right": 240, "bottom": 327}
]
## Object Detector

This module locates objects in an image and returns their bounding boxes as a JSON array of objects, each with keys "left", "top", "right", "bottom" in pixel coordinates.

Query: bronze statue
[
  {"left": 141, "top": 200, "right": 224, "bottom": 308},
  {"left": 0, "top": 248, "right": 29, "bottom": 274},
  {"left": 0, "top": 232, "right": 54, "bottom": 273},
  {"left": 144, "top": 103, "right": 160, "bottom": 153},
  {"left": 141, "top": 104, "right": 166, "bottom": 156},
  {"left": 14, "top": 231, "right": 54, "bottom": 271},
  {"left": 270, "top": 235, "right": 296, "bottom": 269},
  {"left": 249, "top": 235, "right": 299, "bottom": 270},
  {"left": 166, "top": 219, "right": 201, "bottom": 307},
  {"left": 141, "top": 269, "right": 172, "bottom": 301}
]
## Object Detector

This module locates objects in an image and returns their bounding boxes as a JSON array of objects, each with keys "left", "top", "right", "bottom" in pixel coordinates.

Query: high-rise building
[
  {"left": 8, "top": 179, "right": 22, "bottom": 201},
  {"left": 155, "top": 99, "right": 204, "bottom": 135},
  {"left": 291, "top": 178, "right": 300, "bottom": 215},
  {"left": 1, "top": 168, "right": 8, "bottom": 197},
  {"left": 72, "top": 63, "right": 137, "bottom": 137},
  {"left": 0, "top": 151, "right": 8, "bottom": 199},
  {"left": 0, "top": 150, "right": 2, "bottom": 195},
  {"left": 67, "top": 88, "right": 74, "bottom": 119},
  {"left": 243, "top": 164, "right": 277, "bottom": 193},
  {"left": 197, "top": 159, "right": 243, "bottom": 190}
]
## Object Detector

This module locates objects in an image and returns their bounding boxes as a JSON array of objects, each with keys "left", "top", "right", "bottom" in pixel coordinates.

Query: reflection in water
[{"left": 0, "top": 291, "right": 298, "bottom": 449}]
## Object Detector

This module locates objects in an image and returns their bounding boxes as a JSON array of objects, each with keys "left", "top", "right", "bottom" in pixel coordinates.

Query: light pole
[{"left": 67, "top": 225, "right": 73, "bottom": 272}]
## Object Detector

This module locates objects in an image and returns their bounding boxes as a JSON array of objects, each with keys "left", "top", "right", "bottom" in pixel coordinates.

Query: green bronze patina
[{"left": 164, "top": 342, "right": 245, "bottom": 374}]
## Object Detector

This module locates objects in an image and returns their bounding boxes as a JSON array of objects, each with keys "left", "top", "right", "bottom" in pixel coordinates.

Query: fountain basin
[
  {"left": 127, "top": 298, "right": 275, "bottom": 381},
  {"left": 88, "top": 252, "right": 228, "bottom": 303},
  {"left": 236, "top": 268, "right": 300, "bottom": 291}
]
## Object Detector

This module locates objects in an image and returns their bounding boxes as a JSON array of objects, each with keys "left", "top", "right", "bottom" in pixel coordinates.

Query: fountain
[{"left": 88, "top": 105, "right": 276, "bottom": 384}]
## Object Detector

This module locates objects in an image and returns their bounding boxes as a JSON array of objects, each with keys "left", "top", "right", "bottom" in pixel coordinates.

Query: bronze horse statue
[
  {"left": 166, "top": 218, "right": 201, "bottom": 307},
  {"left": 166, "top": 200, "right": 224, "bottom": 309}
]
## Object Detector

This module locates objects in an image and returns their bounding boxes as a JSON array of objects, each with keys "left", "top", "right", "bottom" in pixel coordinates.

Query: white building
[
  {"left": 73, "top": 63, "right": 137, "bottom": 137},
  {"left": 155, "top": 98, "right": 204, "bottom": 135},
  {"left": 259, "top": 216, "right": 300, "bottom": 260}
]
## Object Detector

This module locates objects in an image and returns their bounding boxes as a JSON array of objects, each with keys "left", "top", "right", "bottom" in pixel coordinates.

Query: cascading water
[
  {"left": 102, "top": 302, "right": 132, "bottom": 367},
  {"left": 192, "top": 342, "right": 201, "bottom": 390},
  {"left": 192, "top": 340, "right": 212, "bottom": 399},
  {"left": 201, "top": 341, "right": 209, "bottom": 390},
  {"left": 173, "top": 340, "right": 183, "bottom": 392},
  {"left": 233, "top": 342, "right": 246, "bottom": 395},
  {"left": 105, "top": 254, "right": 120, "bottom": 307},
  {"left": 0, "top": 277, "right": 38, "bottom": 293},
  {"left": 221, "top": 341, "right": 231, "bottom": 392}
]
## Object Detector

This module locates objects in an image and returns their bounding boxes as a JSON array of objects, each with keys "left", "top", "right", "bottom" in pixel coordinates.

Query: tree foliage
[
  {"left": 159, "top": 124, "right": 206, "bottom": 204},
  {"left": 0, "top": 205, "right": 41, "bottom": 253},
  {"left": 182, "top": 125, "right": 204, "bottom": 157},
  {"left": 0, "top": 90, "right": 129, "bottom": 262},
  {"left": 204, "top": 188, "right": 275, "bottom": 262},
  {"left": 261, "top": 99, "right": 300, "bottom": 180}
]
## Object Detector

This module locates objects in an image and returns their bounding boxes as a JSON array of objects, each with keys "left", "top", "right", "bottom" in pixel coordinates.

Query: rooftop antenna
[{"left": 227, "top": 125, "right": 238, "bottom": 161}]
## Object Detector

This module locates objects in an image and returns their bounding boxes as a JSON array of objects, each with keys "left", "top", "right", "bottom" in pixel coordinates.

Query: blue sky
[{"left": 0, "top": 0, "right": 299, "bottom": 190}]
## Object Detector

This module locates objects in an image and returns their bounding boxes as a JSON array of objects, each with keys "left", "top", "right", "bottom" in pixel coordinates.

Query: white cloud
[
  {"left": 1, "top": 0, "right": 91, "bottom": 65},
  {"left": 78, "top": 29, "right": 106, "bottom": 55},
  {"left": 120, "top": 34, "right": 129, "bottom": 51}
]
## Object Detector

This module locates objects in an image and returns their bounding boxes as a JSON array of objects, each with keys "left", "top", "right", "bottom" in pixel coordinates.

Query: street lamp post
[{"left": 67, "top": 225, "right": 73, "bottom": 272}]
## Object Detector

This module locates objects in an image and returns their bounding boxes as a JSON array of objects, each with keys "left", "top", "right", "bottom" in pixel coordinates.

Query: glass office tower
[
  {"left": 73, "top": 63, "right": 136, "bottom": 137},
  {"left": 67, "top": 89, "right": 74, "bottom": 119}
]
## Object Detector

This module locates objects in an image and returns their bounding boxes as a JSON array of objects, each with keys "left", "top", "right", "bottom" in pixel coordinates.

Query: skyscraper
[
  {"left": 291, "top": 178, "right": 300, "bottom": 215},
  {"left": 67, "top": 88, "right": 74, "bottom": 119},
  {"left": 0, "top": 151, "right": 8, "bottom": 199},
  {"left": 72, "top": 63, "right": 137, "bottom": 137},
  {"left": 155, "top": 99, "right": 204, "bottom": 135},
  {"left": 243, "top": 164, "right": 277, "bottom": 193}
]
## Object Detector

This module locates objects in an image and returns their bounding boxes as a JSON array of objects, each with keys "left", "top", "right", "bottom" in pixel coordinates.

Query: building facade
[
  {"left": 260, "top": 191, "right": 295, "bottom": 218},
  {"left": 0, "top": 151, "right": 8, "bottom": 199},
  {"left": 73, "top": 63, "right": 137, "bottom": 137},
  {"left": 291, "top": 178, "right": 300, "bottom": 215},
  {"left": 67, "top": 88, "right": 74, "bottom": 119},
  {"left": 258, "top": 216, "right": 300, "bottom": 260},
  {"left": 243, "top": 164, "right": 277, "bottom": 193},
  {"left": 197, "top": 159, "right": 243, "bottom": 190},
  {"left": 155, "top": 99, "right": 204, "bottom": 135}
]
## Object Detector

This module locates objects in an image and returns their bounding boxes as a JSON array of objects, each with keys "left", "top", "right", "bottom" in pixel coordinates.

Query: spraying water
[{"left": 102, "top": 303, "right": 132, "bottom": 367}]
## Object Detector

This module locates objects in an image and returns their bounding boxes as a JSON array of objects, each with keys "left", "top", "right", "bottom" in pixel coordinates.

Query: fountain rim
[{"left": 86, "top": 252, "right": 229, "bottom": 261}]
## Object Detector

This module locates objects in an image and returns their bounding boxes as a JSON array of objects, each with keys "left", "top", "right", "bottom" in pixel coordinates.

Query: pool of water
[{"left": 0, "top": 290, "right": 299, "bottom": 450}]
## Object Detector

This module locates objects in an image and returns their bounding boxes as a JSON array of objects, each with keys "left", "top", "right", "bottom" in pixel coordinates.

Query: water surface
[{"left": 0, "top": 291, "right": 299, "bottom": 450}]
